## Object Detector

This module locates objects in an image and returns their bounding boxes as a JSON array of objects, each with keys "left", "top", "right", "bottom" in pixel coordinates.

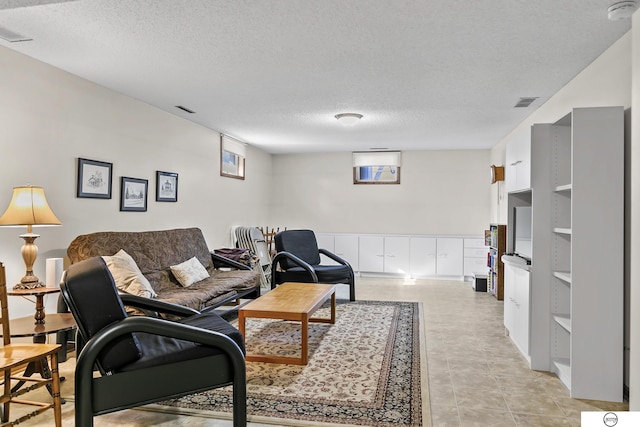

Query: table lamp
[{"left": 0, "top": 186, "right": 61, "bottom": 289}]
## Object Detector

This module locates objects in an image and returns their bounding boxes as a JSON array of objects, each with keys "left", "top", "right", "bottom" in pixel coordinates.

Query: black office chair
[
  {"left": 271, "top": 229, "right": 355, "bottom": 301},
  {"left": 61, "top": 257, "right": 247, "bottom": 427}
]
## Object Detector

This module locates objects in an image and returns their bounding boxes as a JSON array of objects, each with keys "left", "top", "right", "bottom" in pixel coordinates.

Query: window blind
[
  {"left": 221, "top": 134, "right": 247, "bottom": 157},
  {"left": 352, "top": 151, "right": 402, "bottom": 167}
]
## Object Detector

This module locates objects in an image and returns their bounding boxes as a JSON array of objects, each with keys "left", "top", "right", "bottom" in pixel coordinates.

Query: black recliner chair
[
  {"left": 271, "top": 229, "right": 355, "bottom": 301},
  {"left": 61, "top": 257, "right": 247, "bottom": 427}
]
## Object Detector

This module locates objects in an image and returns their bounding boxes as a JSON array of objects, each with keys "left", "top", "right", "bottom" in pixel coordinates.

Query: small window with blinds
[
  {"left": 353, "top": 151, "right": 401, "bottom": 185},
  {"left": 220, "top": 134, "right": 246, "bottom": 180}
]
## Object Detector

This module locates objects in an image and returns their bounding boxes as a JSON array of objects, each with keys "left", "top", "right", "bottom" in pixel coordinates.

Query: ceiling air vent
[
  {"left": 514, "top": 97, "right": 538, "bottom": 108},
  {"left": 175, "top": 105, "right": 195, "bottom": 114},
  {"left": 0, "top": 25, "right": 32, "bottom": 42}
]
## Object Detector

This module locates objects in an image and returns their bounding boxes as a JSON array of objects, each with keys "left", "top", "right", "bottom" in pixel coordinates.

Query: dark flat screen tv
[{"left": 514, "top": 206, "right": 532, "bottom": 261}]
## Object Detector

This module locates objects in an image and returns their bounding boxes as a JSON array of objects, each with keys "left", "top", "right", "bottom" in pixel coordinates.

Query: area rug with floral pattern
[{"left": 154, "top": 300, "right": 428, "bottom": 426}]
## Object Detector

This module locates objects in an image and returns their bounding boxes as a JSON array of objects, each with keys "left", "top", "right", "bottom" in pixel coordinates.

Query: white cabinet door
[
  {"left": 334, "top": 234, "right": 359, "bottom": 271},
  {"left": 463, "top": 238, "right": 486, "bottom": 248},
  {"left": 504, "top": 262, "right": 531, "bottom": 360},
  {"left": 518, "top": 140, "right": 531, "bottom": 190},
  {"left": 503, "top": 263, "right": 516, "bottom": 333},
  {"left": 463, "top": 238, "right": 488, "bottom": 276},
  {"left": 506, "top": 133, "right": 531, "bottom": 192},
  {"left": 464, "top": 257, "right": 488, "bottom": 276},
  {"left": 410, "top": 237, "right": 437, "bottom": 277},
  {"left": 383, "top": 236, "right": 410, "bottom": 275},
  {"left": 359, "top": 235, "right": 384, "bottom": 273},
  {"left": 316, "top": 233, "right": 334, "bottom": 251},
  {"left": 515, "top": 267, "right": 531, "bottom": 357},
  {"left": 436, "top": 238, "right": 463, "bottom": 276},
  {"left": 315, "top": 233, "right": 336, "bottom": 265},
  {"left": 505, "top": 139, "right": 519, "bottom": 193},
  {"left": 514, "top": 135, "right": 531, "bottom": 191}
]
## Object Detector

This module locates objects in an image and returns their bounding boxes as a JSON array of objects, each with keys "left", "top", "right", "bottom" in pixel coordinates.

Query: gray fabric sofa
[{"left": 66, "top": 227, "right": 261, "bottom": 311}]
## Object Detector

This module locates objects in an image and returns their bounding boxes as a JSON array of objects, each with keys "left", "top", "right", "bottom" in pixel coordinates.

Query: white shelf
[
  {"left": 553, "top": 227, "right": 572, "bottom": 235},
  {"left": 553, "top": 314, "right": 571, "bottom": 333},
  {"left": 553, "top": 271, "right": 571, "bottom": 284},
  {"left": 552, "top": 358, "right": 571, "bottom": 389},
  {"left": 554, "top": 184, "right": 572, "bottom": 192}
]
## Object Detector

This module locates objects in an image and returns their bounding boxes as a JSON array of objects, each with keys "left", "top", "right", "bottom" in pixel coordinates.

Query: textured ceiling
[{"left": 0, "top": 0, "right": 632, "bottom": 153}]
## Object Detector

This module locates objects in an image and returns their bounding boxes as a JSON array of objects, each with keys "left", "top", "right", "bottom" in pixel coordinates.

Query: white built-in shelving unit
[
  {"left": 505, "top": 106, "right": 624, "bottom": 402},
  {"left": 539, "top": 107, "right": 624, "bottom": 401}
]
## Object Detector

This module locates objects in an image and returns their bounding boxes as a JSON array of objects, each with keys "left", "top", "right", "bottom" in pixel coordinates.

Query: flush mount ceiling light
[
  {"left": 608, "top": 1, "right": 637, "bottom": 20},
  {"left": 335, "top": 113, "right": 363, "bottom": 126}
]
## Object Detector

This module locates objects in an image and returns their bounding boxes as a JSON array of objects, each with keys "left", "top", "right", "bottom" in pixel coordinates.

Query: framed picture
[
  {"left": 156, "top": 171, "right": 178, "bottom": 202},
  {"left": 77, "top": 158, "right": 113, "bottom": 199},
  {"left": 120, "top": 177, "right": 148, "bottom": 212}
]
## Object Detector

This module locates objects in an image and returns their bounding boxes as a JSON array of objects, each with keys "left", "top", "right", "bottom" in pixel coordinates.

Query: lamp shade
[{"left": 0, "top": 186, "right": 61, "bottom": 227}]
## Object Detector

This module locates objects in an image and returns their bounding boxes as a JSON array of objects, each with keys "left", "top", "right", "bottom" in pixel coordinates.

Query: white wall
[
  {"left": 0, "top": 43, "right": 492, "bottom": 323},
  {"left": 490, "top": 32, "right": 632, "bottom": 223},
  {"left": 0, "top": 46, "right": 273, "bottom": 318},
  {"left": 270, "top": 150, "right": 491, "bottom": 236}
]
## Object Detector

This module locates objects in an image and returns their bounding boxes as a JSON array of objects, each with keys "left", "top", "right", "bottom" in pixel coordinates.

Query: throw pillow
[
  {"left": 102, "top": 249, "right": 157, "bottom": 298},
  {"left": 170, "top": 256, "right": 210, "bottom": 287}
]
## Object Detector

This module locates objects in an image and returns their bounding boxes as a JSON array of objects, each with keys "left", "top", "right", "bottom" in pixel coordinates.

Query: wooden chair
[
  {"left": 259, "top": 226, "right": 285, "bottom": 258},
  {"left": 0, "top": 262, "right": 62, "bottom": 426}
]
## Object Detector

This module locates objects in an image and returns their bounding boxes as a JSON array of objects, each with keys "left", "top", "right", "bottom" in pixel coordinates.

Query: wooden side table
[{"left": 8, "top": 287, "right": 61, "bottom": 325}]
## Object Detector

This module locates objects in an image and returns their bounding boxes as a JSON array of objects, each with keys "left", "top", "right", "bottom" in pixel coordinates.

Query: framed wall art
[
  {"left": 120, "top": 177, "right": 148, "bottom": 212},
  {"left": 156, "top": 171, "right": 178, "bottom": 202},
  {"left": 77, "top": 158, "right": 113, "bottom": 198}
]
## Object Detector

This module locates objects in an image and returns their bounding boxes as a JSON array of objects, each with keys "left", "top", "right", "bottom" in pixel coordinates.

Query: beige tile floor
[
  {"left": 14, "top": 276, "right": 629, "bottom": 426},
  {"left": 357, "top": 276, "right": 628, "bottom": 427}
]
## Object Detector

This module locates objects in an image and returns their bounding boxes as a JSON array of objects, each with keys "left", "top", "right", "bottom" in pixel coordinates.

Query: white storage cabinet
[
  {"left": 503, "top": 261, "right": 531, "bottom": 361},
  {"left": 358, "top": 235, "right": 410, "bottom": 274},
  {"left": 409, "top": 237, "right": 437, "bottom": 277},
  {"left": 435, "top": 238, "right": 463, "bottom": 276},
  {"left": 463, "top": 238, "right": 489, "bottom": 277},
  {"left": 505, "top": 131, "right": 531, "bottom": 192}
]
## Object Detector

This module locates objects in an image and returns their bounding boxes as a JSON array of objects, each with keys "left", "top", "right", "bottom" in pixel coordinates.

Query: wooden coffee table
[{"left": 238, "top": 282, "right": 336, "bottom": 365}]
